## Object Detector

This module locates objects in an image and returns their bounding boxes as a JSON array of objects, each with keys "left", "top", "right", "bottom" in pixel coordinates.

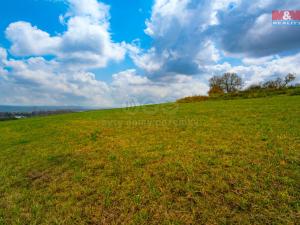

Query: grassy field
[{"left": 0, "top": 96, "right": 299, "bottom": 224}]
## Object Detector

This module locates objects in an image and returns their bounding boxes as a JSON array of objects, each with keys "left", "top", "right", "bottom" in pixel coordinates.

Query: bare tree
[
  {"left": 284, "top": 73, "right": 296, "bottom": 87},
  {"left": 209, "top": 73, "right": 243, "bottom": 93},
  {"left": 275, "top": 77, "right": 284, "bottom": 88},
  {"left": 263, "top": 74, "right": 296, "bottom": 89},
  {"left": 263, "top": 80, "right": 280, "bottom": 89},
  {"left": 209, "top": 76, "right": 223, "bottom": 88},
  {"left": 222, "top": 73, "right": 243, "bottom": 93}
]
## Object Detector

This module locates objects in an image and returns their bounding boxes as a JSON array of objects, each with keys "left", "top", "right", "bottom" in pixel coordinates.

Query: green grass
[{"left": 0, "top": 95, "right": 299, "bottom": 224}]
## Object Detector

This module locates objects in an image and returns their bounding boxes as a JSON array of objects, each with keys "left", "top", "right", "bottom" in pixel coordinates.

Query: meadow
[{"left": 0, "top": 95, "right": 299, "bottom": 224}]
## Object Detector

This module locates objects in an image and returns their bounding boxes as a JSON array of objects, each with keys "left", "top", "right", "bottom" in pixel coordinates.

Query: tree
[
  {"left": 209, "top": 73, "right": 243, "bottom": 93},
  {"left": 284, "top": 73, "right": 296, "bottom": 87},
  {"left": 208, "top": 85, "right": 224, "bottom": 96},
  {"left": 263, "top": 80, "right": 280, "bottom": 89},
  {"left": 222, "top": 73, "right": 243, "bottom": 93},
  {"left": 263, "top": 74, "right": 296, "bottom": 89},
  {"left": 209, "top": 76, "right": 223, "bottom": 88},
  {"left": 275, "top": 77, "right": 284, "bottom": 88}
]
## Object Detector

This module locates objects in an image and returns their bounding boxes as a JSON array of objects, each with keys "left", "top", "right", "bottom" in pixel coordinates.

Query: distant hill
[{"left": 0, "top": 105, "right": 87, "bottom": 113}]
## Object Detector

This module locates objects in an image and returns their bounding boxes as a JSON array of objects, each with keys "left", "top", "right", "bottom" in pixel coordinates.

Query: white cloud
[
  {"left": 0, "top": 47, "right": 7, "bottom": 65},
  {"left": 218, "top": 0, "right": 300, "bottom": 56},
  {"left": 112, "top": 69, "right": 150, "bottom": 86},
  {"left": 126, "top": 44, "right": 166, "bottom": 73},
  {"left": 129, "top": 0, "right": 232, "bottom": 75},
  {"left": 111, "top": 69, "right": 209, "bottom": 105},
  {"left": 66, "top": 0, "right": 109, "bottom": 22},
  {"left": 0, "top": 51, "right": 209, "bottom": 106},
  {"left": 242, "top": 55, "right": 278, "bottom": 65},
  {"left": 1, "top": 56, "right": 113, "bottom": 106},
  {"left": 204, "top": 53, "right": 300, "bottom": 87},
  {"left": 1, "top": 0, "right": 300, "bottom": 107},
  {"left": 5, "top": 0, "right": 125, "bottom": 69},
  {"left": 195, "top": 40, "right": 220, "bottom": 65},
  {"left": 58, "top": 15, "right": 125, "bottom": 69},
  {"left": 145, "top": 0, "right": 193, "bottom": 37},
  {"left": 5, "top": 22, "right": 61, "bottom": 56},
  {"left": 210, "top": 0, "right": 240, "bottom": 25},
  {"left": 130, "top": 0, "right": 300, "bottom": 77},
  {"left": 0, "top": 48, "right": 8, "bottom": 76},
  {"left": 0, "top": 66, "right": 7, "bottom": 76}
]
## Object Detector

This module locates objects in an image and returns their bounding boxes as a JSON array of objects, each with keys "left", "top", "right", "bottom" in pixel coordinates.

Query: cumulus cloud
[
  {"left": 0, "top": 48, "right": 8, "bottom": 76},
  {"left": 131, "top": 0, "right": 222, "bottom": 75},
  {"left": 129, "top": 0, "right": 300, "bottom": 77},
  {"left": 126, "top": 45, "right": 167, "bottom": 74},
  {"left": 59, "top": 15, "right": 125, "bottom": 69},
  {"left": 1, "top": 0, "right": 127, "bottom": 106},
  {"left": 1, "top": 44, "right": 208, "bottom": 107},
  {"left": 66, "top": 0, "right": 109, "bottom": 22},
  {"left": 1, "top": 0, "right": 300, "bottom": 107},
  {"left": 203, "top": 53, "right": 300, "bottom": 87},
  {"left": 111, "top": 69, "right": 208, "bottom": 104},
  {"left": 6, "top": 22, "right": 61, "bottom": 56},
  {"left": 0, "top": 56, "right": 208, "bottom": 106},
  {"left": 1, "top": 56, "right": 114, "bottom": 106},
  {"left": 218, "top": 0, "right": 300, "bottom": 56},
  {"left": 5, "top": 0, "right": 125, "bottom": 69},
  {"left": 127, "top": 0, "right": 239, "bottom": 75},
  {"left": 0, "top": 48, "right": 7, "bottom": 65}
]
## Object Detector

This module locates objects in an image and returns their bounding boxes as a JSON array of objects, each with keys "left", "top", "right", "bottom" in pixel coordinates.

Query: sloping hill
[{"left": 0, "top": 96, "right": 299, "bottom": 224}]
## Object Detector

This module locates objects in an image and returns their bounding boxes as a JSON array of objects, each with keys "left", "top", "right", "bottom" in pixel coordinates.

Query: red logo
[{"left": 272, "top": 10, "right": 300, "bottom": 20}]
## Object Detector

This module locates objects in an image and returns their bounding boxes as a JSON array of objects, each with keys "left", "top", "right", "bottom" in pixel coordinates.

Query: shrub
[
  {"left": 208, "top": 86, "right": 224, "bottom": 97},
  {"left": 176, "top": 96, "right": 209, "bottom": 103},
  {"left": 246, "top": 84, "right": 262, "bottom": 91},
  {"left": 289, "top": 88, "right": 300, "bottom": 96}
]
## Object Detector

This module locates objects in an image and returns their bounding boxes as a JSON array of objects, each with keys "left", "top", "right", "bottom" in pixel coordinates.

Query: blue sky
[
  {"left": 0, "top": 0, "right": 299, "bottom": 106},
  {"left": 0, "top": 0, "right": 153, "bottom": 44},
  {"left": 0, "top": 1, "right": 66, "bottom": 47},
  {"left": 0, "top": 0, "right": 153, "bottom": 82}
]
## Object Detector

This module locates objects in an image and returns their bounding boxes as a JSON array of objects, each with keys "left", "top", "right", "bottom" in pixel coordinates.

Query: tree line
[
  {"left": 0, "top": 110, "right": 76, "bottom": 121},
  {"left": 208, "top": 73, "right": 296, "bottom": 96}
]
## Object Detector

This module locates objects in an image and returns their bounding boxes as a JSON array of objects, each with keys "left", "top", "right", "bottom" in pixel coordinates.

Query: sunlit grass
[{"left": 0, "top": 95, "right": 299, "bottom": 224}]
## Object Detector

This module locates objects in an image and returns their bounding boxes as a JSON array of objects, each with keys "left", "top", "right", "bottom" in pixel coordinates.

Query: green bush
[{"left": 289, "top": 88, "right": 300, "bottom": 96}]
